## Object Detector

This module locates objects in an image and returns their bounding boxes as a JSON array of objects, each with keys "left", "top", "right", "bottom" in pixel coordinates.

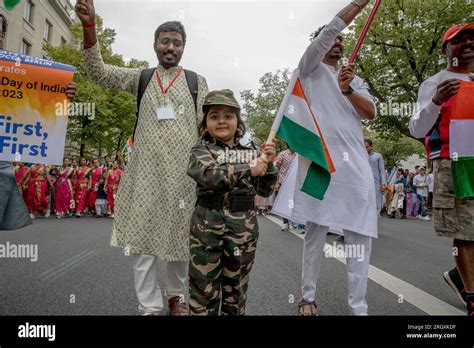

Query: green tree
[
  {"left": 343, "top": 0, "right": 473, "bottom": 141},
  {"left": 364, "top": 129, "right": 427, "bottom": 169},
  {"left": 241, "top": 69, "right": 291, "bottom": 152},
  {"left": 44, "top": 16, "right": 148, "bottom": 159}
]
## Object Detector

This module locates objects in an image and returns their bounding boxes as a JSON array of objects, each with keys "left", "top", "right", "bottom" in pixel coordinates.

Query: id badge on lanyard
[{"left": 155, "top": 68, "right": 183, "bottom": 121}]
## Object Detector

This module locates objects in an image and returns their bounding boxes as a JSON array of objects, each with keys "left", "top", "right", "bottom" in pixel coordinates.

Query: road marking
[
  {"left": 264, "top": 215, "right": 464, "bottom": 316},
  {"left": 40, "top": 250, "right": 98, "bottom": 282}
]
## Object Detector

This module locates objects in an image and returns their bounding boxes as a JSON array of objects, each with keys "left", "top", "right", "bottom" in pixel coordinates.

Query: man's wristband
[
  {"left": 351, "top": 0, "right": 363, "bottom": 10},
  {"left": 83, "top": 22, "right": 96, "bottom": 27},
  {"left": 342, "top": 86, "right": 354, "bottom": 96}
]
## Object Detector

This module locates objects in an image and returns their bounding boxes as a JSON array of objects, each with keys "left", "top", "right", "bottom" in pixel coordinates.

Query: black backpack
[{"left": 132, "top": 68, "right": 198, "bottom": 140}]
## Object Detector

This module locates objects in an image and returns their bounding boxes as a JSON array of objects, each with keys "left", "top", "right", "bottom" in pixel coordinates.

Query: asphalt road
[{"left": 0, "top": 213, "right": 465, "bottom": 315}]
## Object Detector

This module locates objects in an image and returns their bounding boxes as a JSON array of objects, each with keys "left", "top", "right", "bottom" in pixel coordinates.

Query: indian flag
[
  {"left": 122, "top": 136, "right": 133, "bottom": 162},
  {"left": 450, "top": 81, "right": 474, "bottom": 198},
  {"left": 270, "top": 70, "right": 335, "bottom": 200}
]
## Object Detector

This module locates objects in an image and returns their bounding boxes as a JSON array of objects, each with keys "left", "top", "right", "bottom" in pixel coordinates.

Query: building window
[
  {"left": 23, "top": 0, "right": 34, "bottom": 24},
  {"left": 0, "top": 14, "right": 7, "bottom": 50},
  {"left": 21, "top": 39, "right": 32, "bottom": 55},
  {"left": 43, "top": 20, "right": 52, "bottom": 41},
  {"left": 60, "top": 36, "right": 66, "bottom": 46}
]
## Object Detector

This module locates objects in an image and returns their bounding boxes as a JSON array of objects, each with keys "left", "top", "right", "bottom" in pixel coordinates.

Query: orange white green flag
[{"left": 270, "top": 70, "right": 335, "bottom": 200}]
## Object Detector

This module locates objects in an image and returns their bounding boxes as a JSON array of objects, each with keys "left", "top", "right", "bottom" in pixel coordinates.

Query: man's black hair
[
  {"left": 154, "top": 21, "right": 186, "bottom": 46},
  {"left": 364, "top": 139, "right": 373, "bottom": 146}
]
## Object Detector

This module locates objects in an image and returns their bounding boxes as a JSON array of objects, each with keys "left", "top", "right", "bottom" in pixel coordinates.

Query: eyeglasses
[{"left": 157, "top": 38, "right": 183, "bottom": 48}]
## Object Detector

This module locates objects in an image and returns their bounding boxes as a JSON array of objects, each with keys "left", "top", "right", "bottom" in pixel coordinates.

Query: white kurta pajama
[
  {"left": 83, "top": 43, "right": 209, "bottom": 313},
  {"left": 292, "top": 16, "right": 377, "bottom": 314}
]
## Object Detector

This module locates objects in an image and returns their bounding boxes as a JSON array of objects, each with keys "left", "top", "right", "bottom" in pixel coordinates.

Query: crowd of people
[
  {"left": 383, "top": 165, "right": 434, "bottom": 220},
  {"left": 13, "top": 155, "right": 124, "bottom": 219}
]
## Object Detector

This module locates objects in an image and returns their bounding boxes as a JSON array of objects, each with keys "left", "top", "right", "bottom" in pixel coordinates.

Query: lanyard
[{"left": 156, "top": 67, "right": 183, "bottom": 95}]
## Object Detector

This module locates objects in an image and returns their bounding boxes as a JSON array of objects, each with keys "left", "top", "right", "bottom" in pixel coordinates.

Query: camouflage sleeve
[
  {"left": 187, "top": 144, "right": 252, "bottom": 190},
  {"left": 82, "top": 42, "right": 141, "bottom": 95},
  {"left": 256, "top": 162, "right": 278, "bottom": 197}
]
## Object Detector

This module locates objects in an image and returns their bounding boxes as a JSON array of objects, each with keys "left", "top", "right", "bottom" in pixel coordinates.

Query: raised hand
[
  {"left": 432, "top": 79, "right": 460, "bottom": 105},
  {"left": 65, "top": 81, "right": 77, "bottom": 101},
  {"left": 75, "top": 0, "right": 95, "bottom": 24},
  {"left": 338, "top": 63, "right": 355, "bottom": 92}
]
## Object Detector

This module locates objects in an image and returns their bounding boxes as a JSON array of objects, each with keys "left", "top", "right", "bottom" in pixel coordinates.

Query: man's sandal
[{"left": 298, "top": 298, "right": 319, "bottom": 316}]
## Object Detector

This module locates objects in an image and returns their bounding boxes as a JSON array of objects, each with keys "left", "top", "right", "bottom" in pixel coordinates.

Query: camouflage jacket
[{"left": 187, "top": 138, "right": 278, "bottom": 199}]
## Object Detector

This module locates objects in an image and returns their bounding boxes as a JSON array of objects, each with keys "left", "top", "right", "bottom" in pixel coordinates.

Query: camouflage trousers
[
  {"left": 189, "top": 205, "right": 259, "bottom": 315},
  {"left": 432, "top": 159, "right": 474, "bottom": 241}
]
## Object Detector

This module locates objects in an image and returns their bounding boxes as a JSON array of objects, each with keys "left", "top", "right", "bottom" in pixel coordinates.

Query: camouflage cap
[{"left": 203, "top": 89, "right": 240, "bottom": 112}]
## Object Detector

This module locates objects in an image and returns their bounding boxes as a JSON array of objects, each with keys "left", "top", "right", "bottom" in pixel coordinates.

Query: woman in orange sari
[
  {"left": 25, "top": 164, "right": 50, "bottom": 218},
  {"left": 105, "top": 161, "right": 123, "bottom": 218},
  {"left": 75, "top": 158, "right": 91, "bottom": 217}
]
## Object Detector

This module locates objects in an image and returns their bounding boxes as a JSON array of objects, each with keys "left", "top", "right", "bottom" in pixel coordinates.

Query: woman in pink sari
[
  {"left": 14, "top": 162, "right": 30, "bottom": 202},
  {"left": 54, "top": 158, "right": 74, "bottom": 219},
  {"left": 26, "top": 164, "right": 50, "bottom": 218},
  {"left": 75, "top": 158, "right": 91, "bottom": 217},
  {"left": 105, "top": 161, "right": 123, "bottom": 218},
  {"left": 88, "top": 159, "right": 105, "bottom": 215}
]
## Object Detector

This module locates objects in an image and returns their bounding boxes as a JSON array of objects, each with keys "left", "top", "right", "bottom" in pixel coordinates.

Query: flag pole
[{"left": 348, "top": 0, "right": 382, "bottom": 64}]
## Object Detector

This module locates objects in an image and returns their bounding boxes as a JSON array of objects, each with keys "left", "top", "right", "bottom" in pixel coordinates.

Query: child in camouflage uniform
[{"left": 187, "top": 89, "right": 278, "bottom": 315}]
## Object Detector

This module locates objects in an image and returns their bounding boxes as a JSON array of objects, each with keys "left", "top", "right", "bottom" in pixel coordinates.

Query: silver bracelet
[{"left": 351, "top": 0, "right": 363, "bottom": 10}]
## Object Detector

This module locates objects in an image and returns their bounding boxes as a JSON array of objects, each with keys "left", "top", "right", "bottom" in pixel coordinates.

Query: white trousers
[
  {"left": 132, "top": 254, "right": 188, "bottom": 314},
  {"left": 301, "top": 222, "right": 372, "bottom": 315}
]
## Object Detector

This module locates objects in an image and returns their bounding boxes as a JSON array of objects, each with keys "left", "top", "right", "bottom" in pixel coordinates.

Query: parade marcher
[
  {"left": 14, "top": 162, "right": 31, "bottom": 202},
  {"left": 75, "top": 158, "right": 91, "bottom": 217},
  {"left": 25, "top": 164, "right": 51, "bottom": 219},
  {"left": 54, "top": 158, "right": 75, "bottom": 219},
  {"left": 187, "top": 89, "right": 278, "bottom": 315},
  {"left": 388, "top": 168, "right": 406, "bottom": 219},
  {"left": 276, "top": 146, "right": 297, "bottom": 231},
  {"left": 76, "top": 0, "right": 209, "bottom": 315},
  {"left": 87, "top": 159, "right": 105, "bottom": 216},
  {"left": 413, "top": 166, "right": 431, "bottom": 220},
  {"left": 409, "top": 22, "right": 474, "bottom": 315},
  {"left": 94, "top": 177, "right": 108, "bottom": 217},
  {"left": 365, "top": 139, "right": 385, "bottom": 214},
  {"left": 296, "top": 0, "right": 377, "bottom": 316},
  {"left": 105, "top": 161, "right": 124, "bottom": 217}
]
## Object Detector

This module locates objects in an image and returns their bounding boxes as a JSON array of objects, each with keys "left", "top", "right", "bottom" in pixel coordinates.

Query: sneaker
[
  {"left": 76, "top": 213, "right": 82, "bottom": 218},
  {"left": 44, "top": 210, "right": 50, "bottom": 218},
  {"left": 281, "top": 223, "right": 289, "bottom": 232},
  {"left": 110, "top": 214, "right": 115, "bottom": 218},
  {"left": 29, "top": 213, "right": 35, "bottom": 219},
  {"left": 420, "top": 215, "right": 431, "bottom": 221},
  {"left": 443, "top": 268, "right": 467, "bottom": 306}
]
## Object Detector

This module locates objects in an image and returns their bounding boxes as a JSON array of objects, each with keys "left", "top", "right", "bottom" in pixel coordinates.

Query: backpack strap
[
  {"left": 132, "top": 68, "right": 198, "bottom": 141},
  {"left": 132, "top": 67, "right": 156, "bottom": 141},
  {"left": 184, "top": 69, "right": 198, "bottom": 114}
]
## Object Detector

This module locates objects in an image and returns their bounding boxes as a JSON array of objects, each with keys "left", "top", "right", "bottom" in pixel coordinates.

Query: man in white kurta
[
  {"left": 365, "top": 139, "right": 386, "bottom": 214},
  {"left": 296, "top": 0, "right": 377, "bottom": 315}
]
